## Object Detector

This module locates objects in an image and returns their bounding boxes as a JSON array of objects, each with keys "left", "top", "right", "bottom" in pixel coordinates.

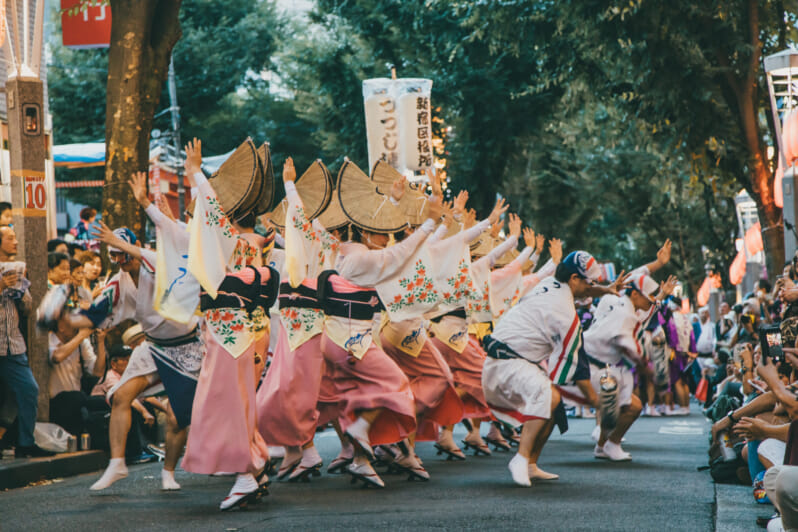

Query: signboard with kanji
[{"left": 61, "top": 0, "right": 111, "bottom": 49}]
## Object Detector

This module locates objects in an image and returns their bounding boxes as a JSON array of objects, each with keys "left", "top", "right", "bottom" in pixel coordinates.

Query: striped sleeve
[
  {"left": 549, "top": 315, "right": 582, "bottom": 385},
  {"left": 80, "top": 279, "right": 120, "bottom": 327}
]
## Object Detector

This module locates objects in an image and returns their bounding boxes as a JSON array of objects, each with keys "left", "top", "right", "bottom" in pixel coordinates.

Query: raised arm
[{"left": 642, "top": 239, "right": 672, "bottom": 275}]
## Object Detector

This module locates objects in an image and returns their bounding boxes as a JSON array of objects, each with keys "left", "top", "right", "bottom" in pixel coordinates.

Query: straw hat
[
  {"left": 207, "top": 138, "right": 261, "bottom": 216},
  {"left": 494, "top": 247, "right": 520, "bottom": 267},
  {"left": 253, "top": 142, "right": 276, "bottom": 216},
  {"left": 470, "top": 231, "right": 495, "bottom": 256},
  {"left": 337, "top": 158, "right": 408, "bottom": 234},
  {"left": 316, "top": 190, "right": 348, "bottom": 231},
  {"left": 370, "top": 161, "right": 429, "bottom": 226},
  {"left": 267, "top": 160, "right": 333, "bottom": 229}
]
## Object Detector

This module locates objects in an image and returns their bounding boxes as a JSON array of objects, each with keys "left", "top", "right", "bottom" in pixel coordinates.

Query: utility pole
[
  {"left": 5, "top": 0, "right": 51, "bottom": 418},
  {"left": 167, "top": 55, "right": 184, "bottom": 219}
]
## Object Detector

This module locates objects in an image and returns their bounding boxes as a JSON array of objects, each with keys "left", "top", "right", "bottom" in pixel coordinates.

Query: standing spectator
[
  {"left": 716, "top": 301, "right": 737, "bottom": 350},
  {"left": 0, "top": 202, "right": 11, "bottom": 227},
  {"left": 0, "top": 226, "right": 51, "bottom": 457},
  {"left": 71, "top": 207, "right": 97, "bottom": 242},
  {"left": 696, "top": 306, "right": 717, "bottom": 360},
  {"left": 69, "top": 259, "right": 91, "bottom": 306}
]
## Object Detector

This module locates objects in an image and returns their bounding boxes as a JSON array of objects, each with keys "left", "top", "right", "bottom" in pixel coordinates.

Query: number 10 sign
[{"left": 24, "top": 175, "right": 46, "bottom": 211}]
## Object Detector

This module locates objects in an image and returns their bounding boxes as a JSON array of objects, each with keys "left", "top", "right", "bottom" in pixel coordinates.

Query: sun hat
[
  {"left": 370, "top": 160, "right": 429, "bottom": 226},
  {"left": 268, "top": 159, "right": 333, "bottom": 229},
  {"left": 316, "top": 190, "right": 349, "bottom": 231},
  {"left": 122, "top": 323, "right": 145, "bottom": 346},
  {"left": 337, "top": 158, "right": 408, "bottom": 234},
  {"left": 252, "top": 142, "right": 276, "bottom": 217},
  {"left": 206, "top": 138, "right": 261, "bottom": 217}
]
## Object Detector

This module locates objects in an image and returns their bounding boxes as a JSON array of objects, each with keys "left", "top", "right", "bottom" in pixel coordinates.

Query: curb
[{"left": 0, "top": 450, "right": 106, "bottom": 490}]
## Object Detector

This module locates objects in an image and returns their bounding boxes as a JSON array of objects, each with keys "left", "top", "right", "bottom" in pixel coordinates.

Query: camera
[
  {"left": 759, "top": 325, "right": 784, "bottom": 365},
  {"left": 741, "top": 313, "right": 755, "bottom": 325}
]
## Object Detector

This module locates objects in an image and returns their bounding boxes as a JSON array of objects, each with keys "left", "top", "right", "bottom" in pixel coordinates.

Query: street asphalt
[{"left": 1, "top": 412, "right": 716, "bottom": 531}]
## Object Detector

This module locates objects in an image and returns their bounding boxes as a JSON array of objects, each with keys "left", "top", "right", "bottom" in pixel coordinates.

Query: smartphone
[
  {"left": 732, "top": 343, "right": 750, "bottom": 365},
  {"left": 759, "top": 324, "right": 784, "bottom": 365}
]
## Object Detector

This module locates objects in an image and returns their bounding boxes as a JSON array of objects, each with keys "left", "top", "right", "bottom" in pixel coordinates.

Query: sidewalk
[
  {"left": 715, "top": 482, "right": 774, "bottom": 532},
  {"left": 0, "top": 450, "right": 106, "bottom": 491}
]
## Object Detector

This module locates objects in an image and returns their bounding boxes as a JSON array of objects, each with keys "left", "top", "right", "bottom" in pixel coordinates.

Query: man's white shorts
[{"left": 590, "top": 363, "right": 634, "bottom": 408}]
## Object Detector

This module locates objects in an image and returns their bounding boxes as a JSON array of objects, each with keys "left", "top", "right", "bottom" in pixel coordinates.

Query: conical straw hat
[
  {"left": 470, "top": 231, "right": 495, "bottom": 256},
  {"left": 495, "top": 247, "right": 520, "bottom": 267},
  {"left": 267, "top": 159, "right": 333, "bottom": 229},
  {"left": 337, "top": 158, "right": 408, "bottom": 234},
  {"left": 317, "top": 189, "right": 348, "bottom": 231},
  {"left": 253, "top": 142, "right": 276, "bottom": 216},
  {"left": 207, "top": 138, "right": 260, "bottom": 216},
  {"left": 370, "top": 161, "right": 429, "bottom": 226}
]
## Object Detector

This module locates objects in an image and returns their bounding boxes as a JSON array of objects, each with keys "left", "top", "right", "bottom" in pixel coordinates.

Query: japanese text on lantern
[{"left": 416, "top": 96, "right": 432, "bottom": 168}]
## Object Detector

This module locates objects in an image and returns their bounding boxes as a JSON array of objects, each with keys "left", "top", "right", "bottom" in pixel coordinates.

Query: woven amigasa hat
[
  {"left": 268, "top": 159, "right": 334, "bottom": 229},
  {"left": 370, "top": 160, "right": 429, "bottom": 227},
  {"left": 469, "top": 231, "right": 495, "bottom": 256},
  {"left": 316, "top": 188, "right": 349, "bottom": 231},
  {"left": 253, "top": 142, "right": 276, "bottom": 216},
  {"left": 207, "top": 138, "right": 261, "bottom": 217},
  {"left": 494, "top": 247, "right": 520, "bottom": 267},
  {"left": 337, "top": 158, "right": 408, "bottom": 234}
]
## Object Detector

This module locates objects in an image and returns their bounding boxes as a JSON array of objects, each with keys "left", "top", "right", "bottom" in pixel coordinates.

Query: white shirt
[
  {"left": 48, "top": 333, "right": 96, "bottom": 398},
  {"left": 696, "top": 320, "right": 716, "bottom": 354},
  {"left": 583, "top": 294, "right": 641, "bottom": 367},
  {"left": 491, "top": 276, "right": 576, "bottom": 364}
]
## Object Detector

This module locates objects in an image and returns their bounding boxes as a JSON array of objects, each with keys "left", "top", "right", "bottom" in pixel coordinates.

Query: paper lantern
[
  {"left": 744, "top": 222, "right": 763, "bottom": 255},
  {"left": 729, "top": 249, "right": 746, "bottom": 286},
  {"left": 784, "top": 110, "right": 798, "bottom": 166},
  {"left": 396, "top": 79, "right": 434, "bottom": 171},
  {"left": 363, "top": 79, "right": 399, "bottom": 171},
  {"left": 696, "top": 276, "right": 711, "bottom": 307},
  {"left": 775, "top": 161, "right": 784, "bottom": 208}
]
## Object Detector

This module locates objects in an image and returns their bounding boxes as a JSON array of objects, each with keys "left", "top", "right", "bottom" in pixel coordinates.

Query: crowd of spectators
[{"left": 0, "top": 204, "right": 165, "bottom": 464}]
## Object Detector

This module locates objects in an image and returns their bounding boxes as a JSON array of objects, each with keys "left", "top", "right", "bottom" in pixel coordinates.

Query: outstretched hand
[
  {"left": 283, "top": 157, "right": 296, "bottom": 183},
  {"left": 508, "top": 213, "right": 522, "bottom": 239},
  {"left": 535, "top": 233, "right": 545, "bottom": 254},
  {"left": 90, "top": 220, "right": 118, "bottom": 246},
  {"left": 658, "top": 275, "right": 678, "bottom": 299},
  {"left": 184, "top": 138, "right": 202, "bottom": 182},
  {"left": 464, "top": 208, "right": 477, "bottom": 229},
  {"left": 523, "top": 227, "right": 535, "bottom": 249},
  {"left": 391, "top": 177, "right": 407, "bottom": 202},
  {"left": 607, "top": 270, "right": 631, "bottom": 296},
  {"left": 488, "top": 198, "right": 508, "bottom": 225},
  {"left": 426, "top": 194, "right": 442, "bottom": 221},
  {"left": 453, "top": 190, "right": 469, "bottom": 215},
  {"left": 657, "top": 239, "right": 672, "bottom": 266},
  {"left": 128, "top": 171, "right": 150, "bottom": 208},
  {"left": 549, "top": 238, "right": 563, "bottom": 264}
]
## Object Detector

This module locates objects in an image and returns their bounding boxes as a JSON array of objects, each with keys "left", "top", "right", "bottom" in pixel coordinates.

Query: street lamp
[{"left": 764, "top": 49, "right": 798, "bottom": 259}]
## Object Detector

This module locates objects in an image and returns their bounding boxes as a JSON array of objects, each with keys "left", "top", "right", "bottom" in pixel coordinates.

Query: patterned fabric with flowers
[
  {"left": 204, "top": 307, "right": 254, "bottom": 359},
  {"left": 488, "top": 263, "right": 523, "bottom": 320},
  {"left": 424, "top": 231, "right": 481, "bottom": 319},
  {"left": 204, "top": 196, "right": 236, "bottom": 239},
  {"left": 279, "top": 306, "right": 325, "bottom": 351},
  {"left": 466, "top": 258, "right": 494, "bottom": 323},
  {"left": 376, "top": 250, "right": 441, "bottom": 322},
  {"left": 229, "top": 238, "right": 259, "bottom": 272}
]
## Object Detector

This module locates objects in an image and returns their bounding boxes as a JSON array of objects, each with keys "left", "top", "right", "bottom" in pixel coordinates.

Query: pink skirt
[
  {"left": 318, "top": 333, "right": 416, "bottom": 446},
  {"left": 256, "top": 325, "right": 323, "bottom": 447},
  {"left": 182, "top": 334, "right": 268, "bottom": 475},
  {"left": 431, "top": 335, "right": 492, "bottom": 420},
  {"left": 380, "top": 334, "right": 465, "bottom": 441}
]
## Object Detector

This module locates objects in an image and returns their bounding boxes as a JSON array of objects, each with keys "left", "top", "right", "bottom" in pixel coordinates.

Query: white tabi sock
[
  {"left": 90, "top": 458, "right": 128, "bottom": 491},
  {"left": 161, "top": 468, "right": 181, "bottom": 490}
]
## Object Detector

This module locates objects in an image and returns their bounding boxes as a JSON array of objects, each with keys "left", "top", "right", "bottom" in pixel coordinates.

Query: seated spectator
[
  {"left": 47, "top": 252, "right": 71, "bottom": 290},
  {"left": 47, "top": 317, "right": 106, "bottom": 437},
  {"left": 0, "top": 202, "right": 11, "bottom": 227},
  {"left": 47, "top": 238, "right": 69, "bottom": 256}
]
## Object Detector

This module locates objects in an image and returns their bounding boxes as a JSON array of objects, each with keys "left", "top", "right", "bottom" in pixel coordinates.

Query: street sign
[
  {"left": 61, "top": 0, "right": 111, "bottom": 49},
  {"left": 24, "top": 175, "right": 46, "bottom": 212}
]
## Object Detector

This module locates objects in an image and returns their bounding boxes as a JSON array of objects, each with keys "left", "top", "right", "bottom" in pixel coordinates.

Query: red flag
[
  {"left": 744, "top": 222, "right": 763, "bottom": 255},
  {"left": 729, "top": 249, "right": 746, "bottom": 286}
]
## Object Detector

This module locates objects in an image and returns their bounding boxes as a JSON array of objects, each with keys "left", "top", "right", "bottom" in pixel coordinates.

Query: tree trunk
[{"left": 103, "top": 0, "right": 182, "bottom": 239}]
